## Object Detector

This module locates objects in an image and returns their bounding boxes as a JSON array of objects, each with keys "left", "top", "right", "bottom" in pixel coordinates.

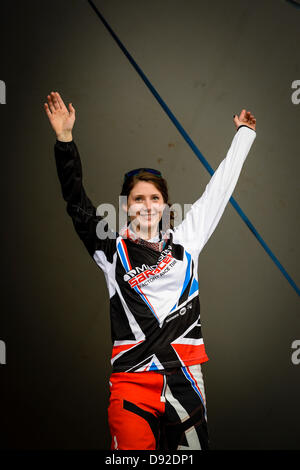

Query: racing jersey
[{"left": 54, "top": 125, "right": 256, "bottom": 372}]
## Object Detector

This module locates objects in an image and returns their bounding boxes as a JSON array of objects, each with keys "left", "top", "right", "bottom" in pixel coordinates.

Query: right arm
[{"left": 44, "top": 92, "right": 116, "bottom": 262}]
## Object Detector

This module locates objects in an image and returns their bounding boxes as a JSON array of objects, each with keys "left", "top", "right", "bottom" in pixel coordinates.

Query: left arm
[{"left": 173, "top": 109, "right": 257, "bottom": 256}]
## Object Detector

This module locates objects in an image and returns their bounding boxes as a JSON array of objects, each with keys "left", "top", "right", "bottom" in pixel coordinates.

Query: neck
[
  {"left": 128, "top": 222, "right": 160, "bottom": 241},
  {"left": 140, "top": 232, "right": 158, "bottom": 241},
  {"left": 138, "top": 228, "right": 159, "bottom": 241}
]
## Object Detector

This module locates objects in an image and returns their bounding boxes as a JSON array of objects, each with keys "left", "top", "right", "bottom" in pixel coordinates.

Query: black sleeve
[{"left": 54, "top": 139, "right": 116, "bottom": 262}]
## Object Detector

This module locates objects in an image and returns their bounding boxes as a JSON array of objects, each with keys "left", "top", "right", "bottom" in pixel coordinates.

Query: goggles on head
[{"left": 123, "top": 168, "right": 162, "bottom": 183}]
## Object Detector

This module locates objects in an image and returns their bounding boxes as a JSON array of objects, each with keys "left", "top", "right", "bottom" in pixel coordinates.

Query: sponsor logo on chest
[{"left": 123, "top": 246, "right": 177, "bottom": 288}]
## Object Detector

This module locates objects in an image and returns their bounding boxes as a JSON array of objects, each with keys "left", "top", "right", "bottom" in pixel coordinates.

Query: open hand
[
  {"left": 44, "top": 91, "right": 75, "bottom": 141},
  {"left": 233, "top": 109, "right": 256, "bottom": 131}
]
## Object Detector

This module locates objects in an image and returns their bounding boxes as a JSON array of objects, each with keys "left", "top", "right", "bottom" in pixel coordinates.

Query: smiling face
[{"left": 125, "top": 180, "right": 166, "bottom": 239}]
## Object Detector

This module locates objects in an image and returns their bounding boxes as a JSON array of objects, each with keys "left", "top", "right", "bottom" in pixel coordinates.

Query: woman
[{"left": 44, "top": 91, "right": 256, "bottom": 450}]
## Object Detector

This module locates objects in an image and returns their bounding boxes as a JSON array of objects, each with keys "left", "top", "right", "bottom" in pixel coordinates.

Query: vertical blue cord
[{"left": 87, "top": 0, "right": 299, "bottom": 297}]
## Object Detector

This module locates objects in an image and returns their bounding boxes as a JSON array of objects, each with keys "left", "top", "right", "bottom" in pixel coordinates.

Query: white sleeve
[{"left": 172, "top": 126, "right": 256, "bottom": 257}]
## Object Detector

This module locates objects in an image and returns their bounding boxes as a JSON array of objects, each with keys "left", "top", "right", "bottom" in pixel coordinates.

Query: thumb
[
  {"left": 233, "top": 114, "right": 239, "bottom": 127},
  {"left": 69, "top": 102, "right": 75, "bottom": 115}
]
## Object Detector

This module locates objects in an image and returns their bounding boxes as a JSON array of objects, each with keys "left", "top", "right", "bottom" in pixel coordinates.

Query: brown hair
[{"left": 120, "top": 170, "right": 175, "bottom": 231}]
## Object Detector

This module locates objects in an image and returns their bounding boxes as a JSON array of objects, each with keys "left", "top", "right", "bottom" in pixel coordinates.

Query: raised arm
[
  {"left": 172, "top": 109, "right": 257, "bottom": 257},
  {"left": 44, "top": 92, "right": 116, "bottom": 263}
]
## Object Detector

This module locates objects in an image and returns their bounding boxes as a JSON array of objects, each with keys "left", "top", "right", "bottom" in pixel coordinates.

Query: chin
[{"left": 138, "top": 217, "right": 160, "bottom": 231}]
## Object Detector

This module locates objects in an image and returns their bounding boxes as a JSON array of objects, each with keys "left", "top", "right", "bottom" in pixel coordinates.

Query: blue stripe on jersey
[
  {"left": 117, "top": 240, "right": 131, "bottom": 272},
  {"left": 179, "top": 251, "right": 192, "bottom": 298},
  {"left": 117, "top": 241, "right": 160, "bottom": 322},
  {"left": 189, "top": 278, "right": 199, "bottom": 296},
  {"left": 135, "top": 286, "right": 160, "bottom": 322},
  {"left": 169, "top": 250, "right": 193, "bottom": 312}
]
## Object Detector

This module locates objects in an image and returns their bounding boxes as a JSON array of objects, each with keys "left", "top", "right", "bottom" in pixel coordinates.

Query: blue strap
[{"left": 87, "top": 0, "right": 300, "bottom": 297}]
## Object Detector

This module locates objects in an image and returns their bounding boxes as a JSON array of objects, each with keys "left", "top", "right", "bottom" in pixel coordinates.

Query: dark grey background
[{"left": 0, "top": 0, "right": 299, "bottom": 450}]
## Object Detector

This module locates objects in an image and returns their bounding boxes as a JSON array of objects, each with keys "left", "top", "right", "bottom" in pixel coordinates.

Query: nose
[{"left": 141, "top": 198, "right": 153, "bottom": 213}]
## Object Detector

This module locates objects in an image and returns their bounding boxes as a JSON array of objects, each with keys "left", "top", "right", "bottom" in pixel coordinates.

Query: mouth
[
  {"left": 140, "top": 212, "right": 157, "bottom": 217},
  {"left": 139, "top": 213, "right": 158, "bottom": 222}
]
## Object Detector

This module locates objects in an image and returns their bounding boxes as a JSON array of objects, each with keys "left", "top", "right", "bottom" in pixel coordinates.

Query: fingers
[
  {"left": 245, "top": 110, "right": 256, "bottom": 126},
  {"left": 238, "top": 109, "right": 256, "bottom": 124},
  {"left": 239, "top": 109, "right": 246, "bottom": 121},
  {"left": 45, "top": 91, "right": 74, "bottom": 116},
  {"left": 249, "top": 112, "right": 256, "bottom": 124},
  {"left": 56, "top": 92, "right": 68, "bottom": 111},
  {"left": 44, "top": 102, "right": 52, "bottom": 119},
  {"left": 46, "top": 91, "right": 64, "bottom": 112},
  {"left": 246, "top": 110, "right": 255, "bottom": 121},
  {"left": 51, "top": 92, "right": 60, "bottom": 111},
  {"left": 234, "top": 108, "right": 256, "bottom": 130},
  {"left": 47, "top": 94, "right": 55, "bottom": 113}
]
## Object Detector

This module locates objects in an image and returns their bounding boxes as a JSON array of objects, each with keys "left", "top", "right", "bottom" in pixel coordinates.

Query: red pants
[{"left": 108, "top": 364, "right": 209, "bottom": 450}]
